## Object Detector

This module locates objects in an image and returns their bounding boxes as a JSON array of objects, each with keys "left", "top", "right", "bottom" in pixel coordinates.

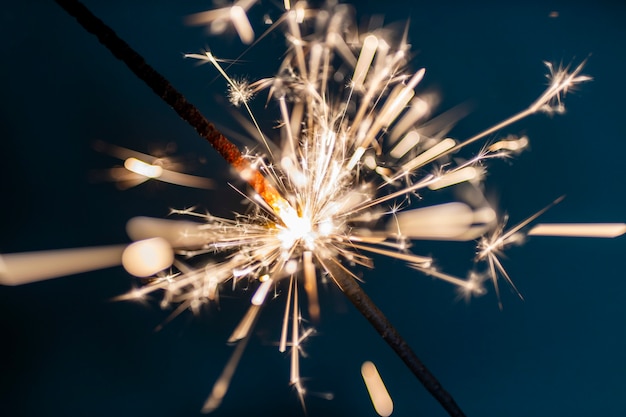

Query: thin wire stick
[
  {"left": 53, "top": 0, "right": 285, "bottom": 211},
  {"left": 54, "top": 1, "right": 467, "bottom": 416}
]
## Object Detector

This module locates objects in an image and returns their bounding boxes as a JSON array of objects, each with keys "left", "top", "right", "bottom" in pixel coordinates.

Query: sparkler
[{"left": 3, "top": 0, "right": 623, "bottom": 416}]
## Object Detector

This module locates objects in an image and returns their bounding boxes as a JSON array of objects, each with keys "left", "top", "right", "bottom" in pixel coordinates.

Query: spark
[
  {"left": 361, "top": 361, "right": 394, "bottom": 417},
  {"left": 476, "top": 196, "right": 565, "bottom": 308},
  {"left": 529, "top": 223, "right": 626, "bottom": 238},
  {"left": 186, "top": 0, "right": 257, "bottom": 44}
]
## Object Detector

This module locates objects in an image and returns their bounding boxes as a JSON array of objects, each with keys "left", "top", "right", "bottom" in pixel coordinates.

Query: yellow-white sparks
[
  {"left": 130, "top": 3, "right": 596, "bottom": 408},
  {"left": 2, "top": 2, "right": 608, "bottom": 414}
]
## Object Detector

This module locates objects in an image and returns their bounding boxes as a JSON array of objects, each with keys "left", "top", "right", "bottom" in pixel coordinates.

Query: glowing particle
[
  {"left": 352, "top": 35, "right": 378, "bottom": 90},
  {"left": 361, "top": 361, "right": 393, "bottom": 417},
  {"left": 122, "top": 237, "right": 174, "bottom": 277},
  {"left": 401, "top": 138, "right": 456, "bottom": 173},
  {"left": 252, "top": 277, "right": 274, "bottom": 305},
  {"left": 428, "top": 166, "right": 480, "bottom": 190},
  {"left": 124, "top": 157, "right": 163, "bottom": 178}
]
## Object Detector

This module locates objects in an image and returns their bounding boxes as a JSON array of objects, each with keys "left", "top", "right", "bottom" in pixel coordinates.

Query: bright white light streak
[
  {"left": 308, "top": 43, "right": 323, "bottom": 86},
  {"left": 528, "top": 223, "right": 626, "bottom": 238},
  {"left": 279, "top": 96, "right": 297, "bottom": 157},
  {"left": 327, "top": 32, "right": 357, "bottom": 68},
  {"left": 251, "top": 277, "right": 274, "bottom": 305},
  {"left": 411, "top": 264, "right": 480, "bottom": 292},
  {"left": 156, "top": 169, "right": 214, "bottom": 189},
  {"left": 122, "top": 237, "right": 174, "bottom": 277},
  {"left": 279, "top": 276, "right": 294, "bottom": 353},
  {"left": 428, "top": 166, "right": 479, "bottom": 190},
  {"left": 352, "top": 35, "right": 378, "bottom": 90},
  {"left": 290, "top": 280, "right": 303, "bottom": 402},
  {"left": 389, "top": 97, "right": 430, "bottom": 143},
  {"left": 361, "top": 361, "right": 393, "bottom": 417},
  {"left": 401, "top": 138, "right": 456, "bottom": 173},
  {"left": 124, "top": 157, "right": 163, "bottom": 178},
  {"left": 348, "top": 242, "right": 431, "bottom": 265},
  {"left": 488, "top": 135, "right": 529, "bottom": 153},
  {"left": 348, "top": 69, "right": 427, "bottom": 170},
  {"left": 228, "top": 305, "right": 261, "bottom": 343},
  {"left": 390, "top": 130, "right": 420, "bottom": 159},
  {"left": 392, "top": 202, "right": 474, "bottom": 240},
  {"left": 126, "top": 217, "right": 206, "bottom": 248},
  {"left": 363, "top": 69, "right": 425, "bottom": 148},
  {"left": 229, "top": 5, "right": 254, "bottom": 44},
  {"left": 347, "top": 146, "right": 366, "bottom": 171},
  {"left": 202, "top": 334, "right": 251, "bottom": 414},
  {"left": 287, "top": 10, "right": 307, "bottom": 80},
  {"left": 0, "top": 245, "right": 126, "bottom": 286},
  {"left": 303, "top": 251, "right": 319, "bottom": 321},
  {"left": 379, "top": 69, "right": 425, "bottom": 123}
]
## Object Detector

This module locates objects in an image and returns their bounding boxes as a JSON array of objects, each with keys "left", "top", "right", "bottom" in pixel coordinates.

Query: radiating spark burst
[
  {"left": 5, "top": 1, "right": 620, "bottom": 414},
  {"left": 110, "top": 1, "right": 598, "bottom": 409}
]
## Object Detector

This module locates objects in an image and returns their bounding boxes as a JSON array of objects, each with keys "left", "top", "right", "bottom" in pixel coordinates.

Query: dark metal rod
[
  {"left": 320, "top": 258, "right": 466, "bottom": 417},
  {"left": 53, "top": 0, "right": 282, "bottom": 207}
]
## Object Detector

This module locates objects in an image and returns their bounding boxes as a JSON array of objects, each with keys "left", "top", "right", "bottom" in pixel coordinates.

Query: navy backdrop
[{"left": 1, "top": 1, "right": 625, "bottom": 416}]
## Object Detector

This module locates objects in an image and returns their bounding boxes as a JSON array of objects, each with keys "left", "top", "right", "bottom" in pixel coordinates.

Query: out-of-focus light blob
[
  {"left": 122, "top": 237, "right": 174, "bottom": 277},
  {"left": 186, "top": 0, "right": 257, "bottom": 44},
  {"left": 352, "top": 35, "right": 378, "bottom": 91},
  {"left": 229, "top": 5, "right": 254, "bottom": 44},
  {"left": 401, "top": 137, "right": 456, "bottom": 173},
  {"left": 124, "top": 157, "right": 163, "bottom": 178},
  {"left": 393, "top": 202, "right": 477, "bottom": 240},
  {"left": 361, "top": 361, "right": 394, "bottom": 417},
  {"left": 488, "top": 135, "right": 529, "bottom": 153},
  {"left": 390, "top": 130, "right": 420, "bottom": 159},
  {"left": 528, "top": 223, "right": 626, "bottom": 238},
  {"left": 251, "top": 277, "right": 273, "bottom": 305},
  {"left": 0, "top": 245, "right": 126, "bottom": 285},
  {"left": 428, "top": 166, "right": 480, "bottom": 190}
]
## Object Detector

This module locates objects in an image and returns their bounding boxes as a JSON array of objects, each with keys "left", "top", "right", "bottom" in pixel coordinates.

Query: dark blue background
[{"left": 1, "top": 1, "right": 625, "bottom": 416}]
